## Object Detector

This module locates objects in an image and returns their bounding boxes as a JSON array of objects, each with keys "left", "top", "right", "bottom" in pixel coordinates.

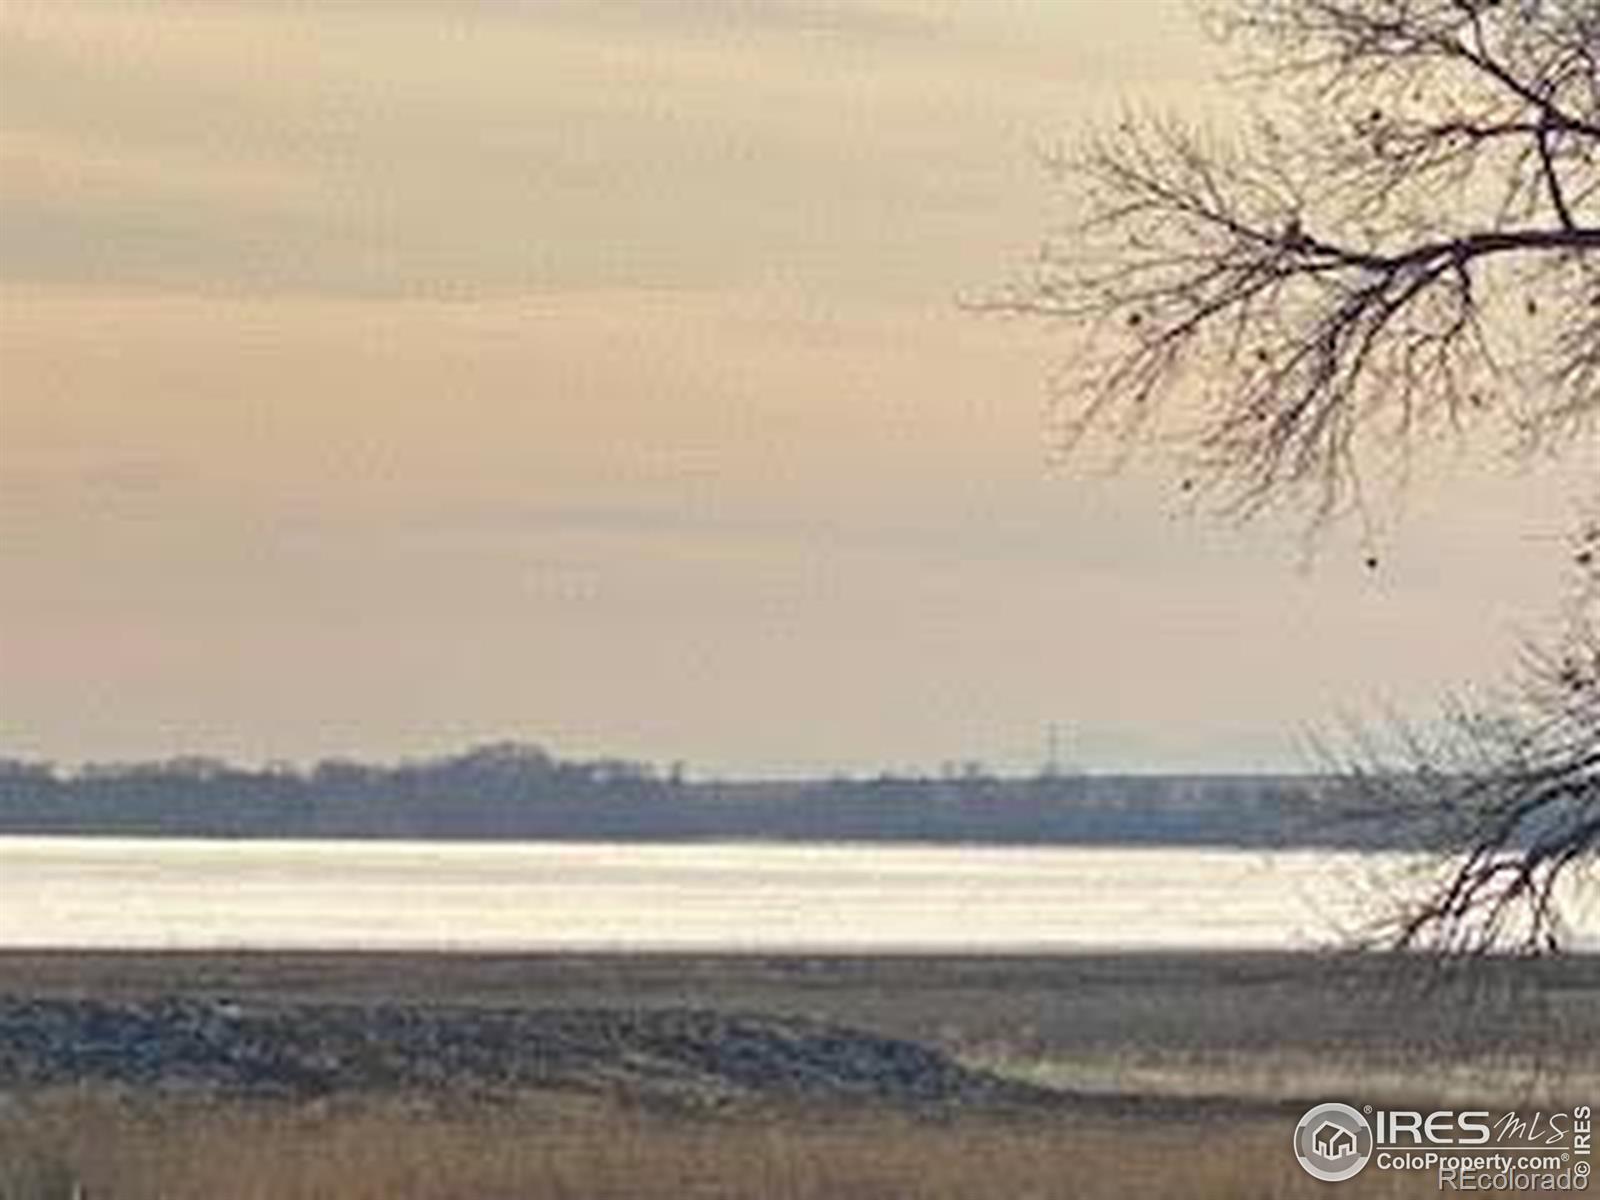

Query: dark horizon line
[{"left": 0, "top": 741, "right": 1328, "bottom": 785}]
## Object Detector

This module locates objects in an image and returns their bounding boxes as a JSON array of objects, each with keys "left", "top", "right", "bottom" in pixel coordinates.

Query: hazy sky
[{"left": 1, "top": 0, "right": 1588, "bottom": 775}]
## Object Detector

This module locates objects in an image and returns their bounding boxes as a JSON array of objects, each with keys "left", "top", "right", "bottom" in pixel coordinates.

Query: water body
[{"left": 1, "top": 837, "right": 1594, "bottom": 952}]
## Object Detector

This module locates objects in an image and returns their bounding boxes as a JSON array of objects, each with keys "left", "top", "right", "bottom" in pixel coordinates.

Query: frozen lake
[{"left": 1, "top": 836, "right": 1594, "bottom": 952}]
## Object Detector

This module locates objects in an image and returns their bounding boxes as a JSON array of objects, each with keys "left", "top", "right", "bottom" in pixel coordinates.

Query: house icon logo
[
  {"left": 1313, "top": 1120, "right": 1357, "bottom": 1158},
  {"left": 1294, "top": 1102, "right": 1373, "bottom": 1182}
]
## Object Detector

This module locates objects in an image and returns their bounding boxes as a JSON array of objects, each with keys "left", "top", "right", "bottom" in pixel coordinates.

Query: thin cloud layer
[{"left": 0, "top": 1, "right": 1576, "bottom": 773}]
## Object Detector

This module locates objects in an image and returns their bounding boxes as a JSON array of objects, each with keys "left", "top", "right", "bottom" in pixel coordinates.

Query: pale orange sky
[{"left": 0, "top": 0, "right": 1587, "bottom": 774}]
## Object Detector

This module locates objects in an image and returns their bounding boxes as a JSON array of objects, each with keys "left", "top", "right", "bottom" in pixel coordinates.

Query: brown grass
[
  {"left": 0, "top": 1090, "right": 1444, "bottom": 1200},
  {"left": 1, "top": 952, "right": 1581, "bottom": 1197}
]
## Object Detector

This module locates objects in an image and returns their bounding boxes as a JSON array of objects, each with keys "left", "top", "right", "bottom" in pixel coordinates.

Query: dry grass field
[
  {"left": 0, "top": 952, "right": 1594, "bottom": 1198},
  {"left": 3, "top": 951, "right": 1594, "bottom": 1104},
  {"left": 0, "top": 1090, "right": 1440, "bottom": 1200}
]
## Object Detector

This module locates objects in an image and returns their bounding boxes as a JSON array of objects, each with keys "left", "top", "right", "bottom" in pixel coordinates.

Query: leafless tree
[
  {"left": 994, "top": 0, "right": 1599, "bottom": 952},
  {"left": 1339, "top": 525, "right": 1600, "bottom": 954}
]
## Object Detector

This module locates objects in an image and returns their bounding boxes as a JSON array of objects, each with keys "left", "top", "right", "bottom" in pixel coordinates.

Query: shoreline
[{"left": 2, "top": 949, "right": 1594, "bottom": 1107}]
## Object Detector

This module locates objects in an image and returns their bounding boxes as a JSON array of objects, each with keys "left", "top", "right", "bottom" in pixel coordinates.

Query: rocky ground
[
  {"left": 2, "top": 951, "right": 1596, "bottom": 1114},
  {"left": 0, "top": 995, "right": 1054, "bottom": 1110}
]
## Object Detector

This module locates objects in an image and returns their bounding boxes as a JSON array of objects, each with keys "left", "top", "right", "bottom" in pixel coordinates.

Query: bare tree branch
[
  {"left": 990, "top": 0, "right": 1598, "bottom": 523},
  {"left": 993, "top": 0, "right": 1600, "bottom": 953}
]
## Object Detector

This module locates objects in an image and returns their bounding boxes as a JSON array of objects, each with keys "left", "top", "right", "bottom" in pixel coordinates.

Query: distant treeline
[{"left": 0, "top": 743, "right": 1373, "bottom": 846}]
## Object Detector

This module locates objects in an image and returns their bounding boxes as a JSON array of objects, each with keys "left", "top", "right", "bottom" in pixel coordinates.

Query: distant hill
[{"left": 0, "top": 743, "right": 1376, "bottom": 847}]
